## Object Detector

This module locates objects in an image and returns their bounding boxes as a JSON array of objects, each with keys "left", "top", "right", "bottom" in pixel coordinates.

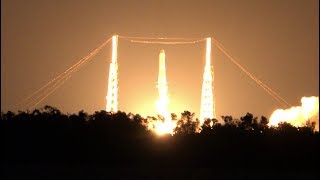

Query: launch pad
[{"left": 106, "top": 35, "right": 215, "bottom": 123}]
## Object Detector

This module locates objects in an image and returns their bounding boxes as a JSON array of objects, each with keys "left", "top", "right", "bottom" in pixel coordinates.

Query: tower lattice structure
[
  {"left": 200, "top": 37, "right": 216, "bottom": 123},
  {"left": 106, "top": 35, "right": 118, "bottom": 112}
]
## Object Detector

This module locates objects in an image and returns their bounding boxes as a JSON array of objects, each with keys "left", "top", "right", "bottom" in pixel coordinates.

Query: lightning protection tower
[
  {"left": 200, "top": 37, "right": 216, "bottom": 124},
  {"left": 106, "top": 35, "right": 119, "bottom": 112}
]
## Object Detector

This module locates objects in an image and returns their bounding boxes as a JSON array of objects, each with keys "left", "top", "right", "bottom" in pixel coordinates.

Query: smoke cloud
[{"left": 269, "top": 96, "right": 319, "bottom": 131}]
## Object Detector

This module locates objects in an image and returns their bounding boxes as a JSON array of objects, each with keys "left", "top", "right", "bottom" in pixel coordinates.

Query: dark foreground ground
[
  {"left": 2, "top": 132, "right": 319, "bottom": 179},
  {"left": 1, "top": 110, "right": 319, "bottom": 179}
]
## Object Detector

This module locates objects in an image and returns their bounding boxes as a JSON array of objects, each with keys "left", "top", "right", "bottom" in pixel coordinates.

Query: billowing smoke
[{"left": 269, "top": 96, "right": 319, "bottom": 131}]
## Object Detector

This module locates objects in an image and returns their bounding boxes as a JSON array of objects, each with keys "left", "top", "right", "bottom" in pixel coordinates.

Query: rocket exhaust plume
[
  {"left": 269, "top": 96, "right": 319, "bottom": 131},
  {"left": 154, "top": 50, "right": 175, "bottom": 135}
]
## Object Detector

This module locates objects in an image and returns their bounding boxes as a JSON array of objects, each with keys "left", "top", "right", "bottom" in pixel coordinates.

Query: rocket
[
  {"left": 158, "top": 50, "right": 167, "bottom": 86},
  {"left": 156, "top": 50, "right": 170, "bottom": 120}
]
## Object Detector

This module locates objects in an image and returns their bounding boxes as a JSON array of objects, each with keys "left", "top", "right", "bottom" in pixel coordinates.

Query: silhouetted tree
[
  {"left": 42, "top": 105, "right": 61, "bottom": 116},
  {"left": 260, "top": 116, "right": 268, "bottom": 126},
  {"left": 240, "top": 112, "right": 258, "bottom": 131},
  {"left": 171, "top": 113, "right": 178, "bottom": 122},
  {"left": 305, "top": 120, "right": 316, "bottom": 132},
  {"left": 78, "top": 110, "right": 89, "bottom": 122},
  {"left": 200, "top": 118, "right": 213, "bottom": 135},
  {"left": 1, "top": 105, "right": 318, "bottom": 175},
  {"left": 221, "top": 115, "right": 235, "bottom": 126},
  {"left": 277, "top": 122, "right": 298, "bottom": 134},
  {"left": 1, "top": 111, "right": 15, "bottom": 121},
  {"left": 174, "top": 111, "right": 199, "bottom": 135}
]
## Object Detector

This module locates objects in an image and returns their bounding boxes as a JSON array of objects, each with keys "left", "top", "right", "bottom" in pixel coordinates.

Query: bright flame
[
  {"left": 269, "top": 96, "right": 319, "bottom": 131},
  {"left": 154, "top": 119, "right": 176, "bottom": 135}
]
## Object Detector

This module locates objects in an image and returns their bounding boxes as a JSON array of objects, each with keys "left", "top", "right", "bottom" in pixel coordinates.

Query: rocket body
[
  {"left": 156, "top": 50, "right": 170, "bottom": 120},
  {"left": 154, "top": 49, "right": 175, "bottom": 135},
  {"left": 158, "top": 50, "right": 168, "bottom": 93}
]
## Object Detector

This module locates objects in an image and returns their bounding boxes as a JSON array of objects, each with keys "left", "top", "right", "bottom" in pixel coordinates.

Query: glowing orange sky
[{"left": 1, "top": 0, "right": 318, "bottom": 119}]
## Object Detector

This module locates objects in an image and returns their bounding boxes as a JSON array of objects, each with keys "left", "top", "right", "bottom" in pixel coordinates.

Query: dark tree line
[{"left": 1, "top": 106, "right": 319, "bottom": 178}]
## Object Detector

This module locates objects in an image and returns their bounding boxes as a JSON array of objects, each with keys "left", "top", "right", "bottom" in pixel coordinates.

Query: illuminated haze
[{"left": 1, "top": 0, "right": 318, "bottom": 119}]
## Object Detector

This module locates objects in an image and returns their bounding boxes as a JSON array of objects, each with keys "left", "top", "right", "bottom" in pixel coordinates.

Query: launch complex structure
[
  {"left": 19, "top": 33, "right": 294, "bottom": 131},
  {"left": 106, "top": 35, "right": 216, "bottom": 123}
]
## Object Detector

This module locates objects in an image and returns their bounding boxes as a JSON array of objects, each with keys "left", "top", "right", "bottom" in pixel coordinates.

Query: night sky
[{"left": 1, "top": 0, "right": 318, "bottom": 119}]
